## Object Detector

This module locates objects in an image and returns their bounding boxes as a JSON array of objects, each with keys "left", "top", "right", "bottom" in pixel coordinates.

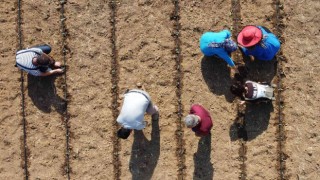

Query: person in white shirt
[
  {"left": 230, "top": 80, "right": 275, "bottom": 104},
  {"left": 16, "top": 44, "right": 64, "bottom": 76},
  {"left": 117, "top": 89, "right": 159, "bottom": 139}
]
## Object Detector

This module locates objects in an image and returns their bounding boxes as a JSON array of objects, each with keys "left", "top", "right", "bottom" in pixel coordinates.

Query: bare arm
[
  {"left": 39, "top": 69, "right": 64, "bottom": 76},
  {"left": 146, "top": 103, "right": 159, "bottom": 115}
]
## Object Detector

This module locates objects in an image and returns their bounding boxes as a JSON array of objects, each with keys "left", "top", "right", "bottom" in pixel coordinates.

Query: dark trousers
[{"left": 32, "top": 44, "right": 52, "bottom": 54}]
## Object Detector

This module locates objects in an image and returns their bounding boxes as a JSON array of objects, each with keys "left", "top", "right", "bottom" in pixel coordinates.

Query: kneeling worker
[
  {"left": 230, "top": 80, "right": 275, "bottom": 104},
  {"left": 184, "top": 104, "right": 213, "bottom": 137},
  {"left": 16, "top": 44, "right": 64, "bottom": 76},
  {"left": 116, "top": 89, "right": 159, "bottom": 139}
]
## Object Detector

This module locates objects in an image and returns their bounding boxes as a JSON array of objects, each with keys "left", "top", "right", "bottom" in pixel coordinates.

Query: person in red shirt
[{"left": 184, "top": 104, "right": 213, "bottom": 136}]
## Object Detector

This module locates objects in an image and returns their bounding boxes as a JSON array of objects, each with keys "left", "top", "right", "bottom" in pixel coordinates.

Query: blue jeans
[{"left": 32, "top": 44, "right": 52, "bottom": 54}]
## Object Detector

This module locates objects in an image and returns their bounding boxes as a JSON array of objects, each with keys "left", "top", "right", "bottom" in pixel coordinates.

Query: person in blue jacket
[
  {"left": 200, "top": 29, "right": 238, "bottom": 69},
  {"left": 237, "top": 25, "right": 280, "bottom": 61}
]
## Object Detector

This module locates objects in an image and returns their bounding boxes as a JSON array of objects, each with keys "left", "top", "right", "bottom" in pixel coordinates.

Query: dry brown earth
[
  {"left": 283, "top": 0, "right": 320, "bottom": 179},
  {"left": 0, "top": 0, "right": 22, "bottom": 179},
  {"left": 0, "top": 0, "right": 319, "bottom": 179},
  {"left": 116, "top": 1, "right": 178, "bottom": 179},
  {"left": 66, "top": 1, "right": 114, "bottom": 179},
  {"left": 20, "top": 1, "right": 66, "bottom": 179}
]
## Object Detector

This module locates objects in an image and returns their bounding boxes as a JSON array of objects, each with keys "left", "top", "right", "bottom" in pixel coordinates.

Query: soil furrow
[
  {"left": 109, "top": 1, "right": 121, "bottom": 179},
  {"left": 20, "top": 1, "right": 66, "bottom": 179},
  {"left": 231, "top": 1, "right": 248, "bottom": 179},
  {"left": 16, "top": 0, "right": 29, "bottom": 179},
  {"left": 171, "top": 0, "right": 186, "bottom": 179},
  {"left": 58, "top": 0, "right": 71, "bottom": 179},
  {"left": 272, "top": 0, "right": 287, "bottom": 179}
]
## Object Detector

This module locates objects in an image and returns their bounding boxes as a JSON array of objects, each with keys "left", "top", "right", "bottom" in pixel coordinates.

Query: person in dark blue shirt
[
  {"left": 200, "top": 30, "right": 238, "bottom": 69},
  {"left": 237, "top": 25, "right": 280, "bottom": 61}
]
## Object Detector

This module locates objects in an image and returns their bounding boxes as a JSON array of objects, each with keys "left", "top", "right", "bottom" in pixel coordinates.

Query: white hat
[{"left": 184, "top": 115, "right": 200, "bottom": 128}]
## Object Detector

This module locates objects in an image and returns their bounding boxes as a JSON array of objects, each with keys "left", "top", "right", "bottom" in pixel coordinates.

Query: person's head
[
  {"left": 117, "top": 127, "right": 132, "bottom": 139},
  {"left": 184, "top": 115, "right": 200, "bottom": 128},
  {"left": 35, "top": 54, "right": 55, "bottom": 67},
  {"left": 230, "top": 82, "right": 246, "bottom": 98},
  {"left": 237, "top": 25, "right": 262, "bottom": 48}
]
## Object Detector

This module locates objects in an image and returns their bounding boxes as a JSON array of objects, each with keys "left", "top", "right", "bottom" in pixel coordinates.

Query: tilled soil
[{"left": 0, "top": 0, "right": 319, "bottom": 179}]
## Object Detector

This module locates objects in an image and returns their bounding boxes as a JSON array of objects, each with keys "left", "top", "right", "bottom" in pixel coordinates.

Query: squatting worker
[
  {"left": 116, "top": 89, "right": 159, "bottom": 139},
  {"left": 230, "top": 80, "right": 275, "bottom": 104},
  {"left": 200, "top": 29, "right": 238, "bottom": 69},
  {"left": 16, "top": 44, "right": 64, "bottom": 76},
  {"left": 184, "top": 104, "right": 213, "bottom": 137},
  {"left": 237, "top": 25, "right": 280, "bottom": 61}
]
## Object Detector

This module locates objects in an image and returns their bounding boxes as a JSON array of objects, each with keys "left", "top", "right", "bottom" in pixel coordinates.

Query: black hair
[
  {"left": 117, "top": 128, "right": 132, "bottom": 139},
  {"left": 230, "top": 82, "right": 246, "bottom": 100},
  {"left": 36, "top": 54, "right": 56, "bottom": 72},
  {"left": 36, "top": 54, "right": 51, "bottom": 66}
]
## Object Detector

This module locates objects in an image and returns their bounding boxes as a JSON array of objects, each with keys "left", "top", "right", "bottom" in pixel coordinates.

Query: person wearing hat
[
  {"left": 16, "top": 44, "right": 64, "bottom": 76},
  {"left": 116, "top": 88, "right": 159, "bottom": 139},
  {"left": 200, "top": 29, "right": 238, "bottom": 69},
  {"left": 184, "top": 104, "right": 213, "bottom": 137},
  {"left": 237, "top": 25, "right": 280, "bottom": 61}
]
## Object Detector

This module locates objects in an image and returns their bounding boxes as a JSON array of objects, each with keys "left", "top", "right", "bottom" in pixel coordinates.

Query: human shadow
[
  {"left": 245, "top": 101, "right": 274, "bottom": 141},
  {"left": 129, "top": 114, "right": 160, "bottom": 180},
  {"left": 201, "top": 56, "right": 234, "bottom": 102},
  {"left": 230, "top": 101, "right": 274, "bottom": 141},
  {"left": 27, "top": 74, "right": 66, "bottom": 114},
  {"left": 193, "top": 134, "right": 214, "bottom": 180},
  {"left": 242, "top": 55, "right": 278, "bottom": 83}
]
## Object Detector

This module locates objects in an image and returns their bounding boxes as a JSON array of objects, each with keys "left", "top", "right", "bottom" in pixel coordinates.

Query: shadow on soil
[
  {"left": 193, "top": 134, "right": 214, "bottom": 180},
  {"left": 27, "top": 74, "right": 66, "bottom": 114},
  {"left": 229, "top": 54, "right": 277, "bottom": 141},
  {"left": 242, "top": 55, "right": 278, "bottom": 83},
  {"left": 130, "top": 114, "right": 160, "bottom": 180},
  {"left": 229, "top": 95, "right": 274, "bottom": 141},
  {"left": 201, "top": 56, "right": 234, "bottom": 103}
]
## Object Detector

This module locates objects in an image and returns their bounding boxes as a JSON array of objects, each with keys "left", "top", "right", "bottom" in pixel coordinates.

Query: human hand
[
  {"left": 229, "top": 66, "right": 239, "bottom": 73},
  {"left": 249, "top": 55, "right": 255, "bottom": 61},
  {"left": 148, "top": 105, "right": 159, "bottom": 115},
  {"left": 54, "top": 68, "right": 64, "bottom": 74},
  {"left": 153, "top": 105, "right": 159, "bottom": 113},
  {"left": 54, "top": 61, "right": 62, "bottom": 68}
]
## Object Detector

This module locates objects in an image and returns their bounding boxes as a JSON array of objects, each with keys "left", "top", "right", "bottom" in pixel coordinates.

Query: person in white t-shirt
[
  {"left": 116, "top": 89, "right": 159, "bottom": 139},
  {"left": 230, "top": 80, "right": 275, "bottom": 104}
]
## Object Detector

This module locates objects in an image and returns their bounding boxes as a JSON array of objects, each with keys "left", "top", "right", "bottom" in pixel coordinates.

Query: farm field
[{"left": 0, "top": 0, "right": 319, "bottom": 179}]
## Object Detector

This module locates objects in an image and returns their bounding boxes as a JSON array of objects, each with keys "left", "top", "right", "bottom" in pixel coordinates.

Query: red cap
[{"left": 237, "top": 26, "right": 262, "bottom": 47}]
